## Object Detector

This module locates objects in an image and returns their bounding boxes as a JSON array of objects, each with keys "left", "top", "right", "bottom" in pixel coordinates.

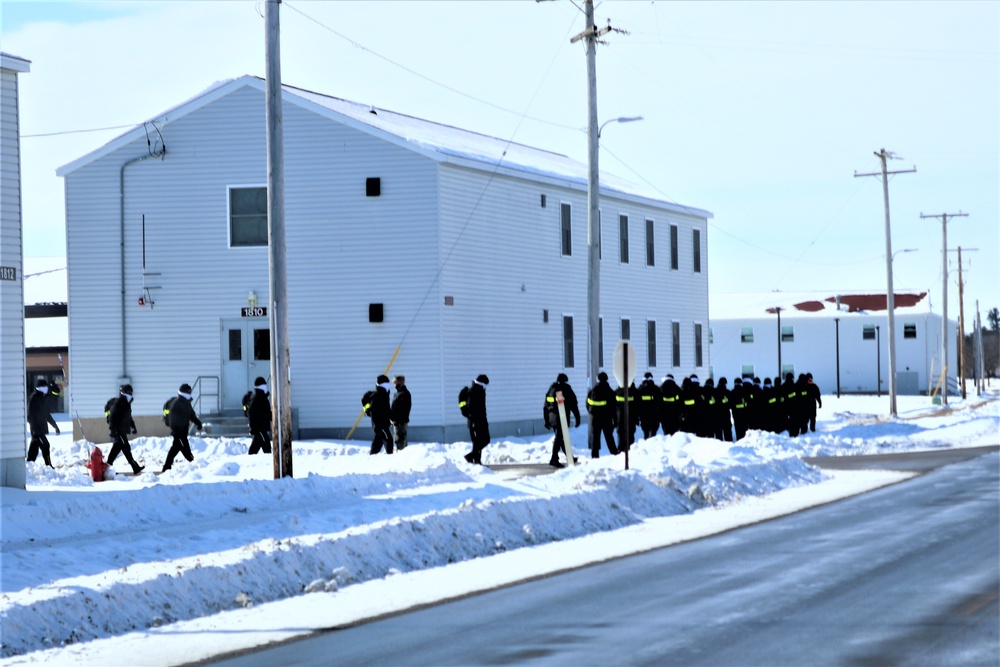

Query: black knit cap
[
  {"left": 557, "top": 373, "right": 568, "bottom": 382},
  {"left": 179, "top": 383, "right": 192, "bottom": 393},
  {"left": 377, "top": 374, "right": 390, "bottom": 384},
  {"left": 476, "top": 374, "right": 490, "bottom": 385},
  {"left": 254, "top": 377, "right": 267, "bottom": 386},
  {"left": 36, "top": 378, "right": 48, "bottom": 388},
  {"left": 120, "top": 384, "right": 133, "bottom": 395},
  {"left": 598, "top": 371, "right": 608, "bottom": 382}
]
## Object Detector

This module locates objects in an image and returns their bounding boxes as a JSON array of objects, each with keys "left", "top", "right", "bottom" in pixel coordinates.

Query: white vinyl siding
[
  {"left": 60, "top": 77, "right": 713, "bottom": 439},
  {"left": 1, "top": 63, "right": 27, "bottom": 477}
]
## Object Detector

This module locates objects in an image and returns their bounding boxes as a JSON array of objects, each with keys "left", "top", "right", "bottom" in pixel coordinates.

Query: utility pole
[
  {"left": 957, "top": 247, "right": 966, "bottom": 399},
  {"left": 920, "top": 211, "right": 967, "bottom": 405},
  {"left": 975, "top": 301, "right": 983, "bottom": 396},
  {"left": 265, "top": 0, "right": 293, "bottom": 478},
  {"left": 572, "top": 0, "right": 611, "bottom": 389},
  {"left": 855, "top": 149, "right": 915, "bottom": 417}
]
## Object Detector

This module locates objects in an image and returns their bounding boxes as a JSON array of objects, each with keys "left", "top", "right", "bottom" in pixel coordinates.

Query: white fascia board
[
  {"left": 0, "top": 52, "right": 31, "bottom": 73},
  {"left": 437, "top": 152, "right": 712, "bottom": 220},
  {"left": 56, "top": 76, "right": 256, "bottom": 177}
]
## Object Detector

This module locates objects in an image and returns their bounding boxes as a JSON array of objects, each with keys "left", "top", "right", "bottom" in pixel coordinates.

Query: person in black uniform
[
  {"left": 730, "top": 377, "right": 750, "bottom": 440},
  {"left": 680, "top": 375, "right": 705, "bottom": 436},
  {"left": 390, "top": 375, "right": 411, "bottom": 451},
  {"left": 162, "top": 383, "right": 203, "bottom": 472},
  {"left": 26, "top": 379, "right": 59, "bottom": 467},
  {"left": 107, "top": 384, "right": 144, "bottom": 474},
  {"left": 804, "top": 373, "right": 822, "bottom": 432},
  {"left": 544, "top": 373, "right": 581, "bottom": 468},
  {"left": 716, "top": 377, "right": 734, "bottom": 441},
  {"left": 637, "top": 372, "right": 662, "bottom": 439},
  {"left": 247, "top": 377, "right": 272, "bottom": 455},
  {"left": 464, "top": 375, "right": 491, "bottom": 464},
  {"left": 615, "top": 381, "right": 639, "bottom": 451},
  {"left": 586, "top": 372, "right": 618, "bottom": 458},
  {"left": 782, "top": 372, "right": 800, "bottom": 437},
  {"left": 659, "top": 374, "right": 681, "bottom": 436},
  {"left": 369, "top": 375, "right": 394, "bottom": 455}
]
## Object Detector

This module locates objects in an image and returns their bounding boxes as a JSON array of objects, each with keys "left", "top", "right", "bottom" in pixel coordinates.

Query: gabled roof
[
  {"left": 57, "top": 76, "right": 710, "bottom": 218},
  {"left": 710, "top": 290, "right": 934, "bottom": 321}
]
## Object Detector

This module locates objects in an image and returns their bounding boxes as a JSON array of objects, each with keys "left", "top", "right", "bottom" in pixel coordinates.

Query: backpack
[
  {"left": 361, "top": 390, "right": 376, "bottom": 417},
  {"left": 104, "top": 397, "right": 117, "bottom": 424},
  {"left": 242, "top": 391, "right": 254, "bottom": 421},
  {"left": 458, "top": 386, "right": 471, "bottom": 418},
  {"left": 162, "top": 396, "right": 177, "bottom": 426}
]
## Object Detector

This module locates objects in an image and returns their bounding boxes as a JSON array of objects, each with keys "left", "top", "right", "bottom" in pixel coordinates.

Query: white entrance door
[{"left": 221, "top": 319, "right": 270, "bottom": 411}]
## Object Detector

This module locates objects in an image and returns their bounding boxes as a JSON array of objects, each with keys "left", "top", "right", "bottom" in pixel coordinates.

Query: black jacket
[
  {"left": 391, "top": 386, "right": 411, "bottom": 424},
  {"left": 370, "top": 385, "right": 391, "bottom": 428},
  {"left": 544, "top": 381, "right": 581, "bottom": 429},
  {"left": 168, "top": 394, "right": 202, "bottom": 433},
  {"left": 247, "top": 389, "right": 272, "bottom": 433},
  {"left": 586, "top": 380, "right": 617, "bottom": 425},
  {"left": 109, "top": 395, "right": 136, "bottom": 437},
  {"left": 27, "top": 389, "right": 58, "bottom": 435},
  {"left": 468, "top": 382, "right": 488, "bottom": 424}
]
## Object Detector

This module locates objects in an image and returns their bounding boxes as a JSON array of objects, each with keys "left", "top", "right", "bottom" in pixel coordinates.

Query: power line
[{"left": 22, "top": 123, "right": 135, "bottom": 139}]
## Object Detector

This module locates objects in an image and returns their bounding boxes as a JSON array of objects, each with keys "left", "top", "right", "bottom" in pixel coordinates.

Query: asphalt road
[{"left": 205, "top": 447, "right": 999, "bottom": 666}]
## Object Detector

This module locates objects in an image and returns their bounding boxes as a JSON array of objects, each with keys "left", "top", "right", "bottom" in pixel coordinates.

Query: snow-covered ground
[{"left": 2, "top": 391, "right": 998, "bottom": 665}]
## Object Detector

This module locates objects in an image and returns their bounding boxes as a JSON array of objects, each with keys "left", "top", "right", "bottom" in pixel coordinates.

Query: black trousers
[
  {"left": 588, "top": 419, "right": 618, "bottom": 457},
  {"left": 465, "top": 419, "right": 490, "bottom": 464},
  {"left": 370, "top": 423, "right": 393, "bottom": 454},
  {"left": 26, "top": 434, "right": 53, "bottom": 466},
  {"left": 164, "top": 431, "right": 194, "bottom": 469},
  {"left": 249, "top": 430, "right": 272, "bottom": 454},
  {"left": 107, "top": 434, "right": 142, "bottom": 473}
]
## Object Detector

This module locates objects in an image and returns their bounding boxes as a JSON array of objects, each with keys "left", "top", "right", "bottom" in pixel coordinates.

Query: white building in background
[
  {"left": 709, "top": 290, "right": 958, "bottom": 397},
  {"left": 1, "top": 52, "right": 31, "bottom": 488},
  {"left": 58, "top": 75, "right": 712, "bottom": 442}
]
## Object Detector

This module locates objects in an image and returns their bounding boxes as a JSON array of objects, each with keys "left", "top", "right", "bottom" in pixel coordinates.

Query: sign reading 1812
[
  {"left": 0, "top": 266, "right": 16, "bottom": 281},
  {"left": 241, "top": 307, "right": 267, "bottom": 317}
]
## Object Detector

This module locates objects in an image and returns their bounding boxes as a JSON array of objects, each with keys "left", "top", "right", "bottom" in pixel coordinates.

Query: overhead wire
[{"left": 282, "top": 0, "right": 582, "bottom": 349}]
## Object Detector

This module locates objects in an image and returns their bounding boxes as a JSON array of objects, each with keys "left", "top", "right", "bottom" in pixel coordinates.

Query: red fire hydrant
[{"left": 86, "top": 446, "right": 110, "bottom": 482}]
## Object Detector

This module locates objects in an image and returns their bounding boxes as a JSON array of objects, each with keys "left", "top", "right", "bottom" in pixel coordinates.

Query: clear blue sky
[{"left": 4, "top": 0, "right": 997, "bottom": 317}]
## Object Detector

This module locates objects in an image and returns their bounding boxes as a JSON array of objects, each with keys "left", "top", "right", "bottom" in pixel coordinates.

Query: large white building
[
  {"left": 709, "top": 290, "right": 958, "bottom": 397},
  {"left": 59, "top": 76, "right": 712, "bottom": 442},
  {"left": 1, "top": 52, "right": 31, "bottom": 488}
]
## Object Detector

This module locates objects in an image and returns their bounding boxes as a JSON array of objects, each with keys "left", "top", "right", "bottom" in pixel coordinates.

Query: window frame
[
  {"left": 781, "top": 325, "right": 794, "bottom": 342},
  {"left": 672, "top": 321, "right": 681, "bottom": 367},
  {"left": 647, "top": 320, "right": 657, "bottom": 367},
  {"left": 563, "top": 315, "right": 575, "bottom": 368},
  {"left": 670, "top": 224, "right": 679, "bottom": 270},
  {"left": 694, "top": 323, "right": 703, "bottom": 367},
  {"left": 903, "top": 322, "right": 917, "bottom": 339},
  {"left": 863, "top": 324, "right": 876, "bottom": 340},
  {"left": 645, "top": 218, "right": 655, "bottom": 267},
  {"left": 560, "top": 202, "right": 572, "bottom": 257},
  {"left": 619, "top": 214, "right": 630, "bottom": 264},
  {"left": 692, "top": 228, "right": 702, "bottom": 273},
  {"left": 228, "top": 185, "right": 269, "bottom": 248},
  {"left": 741, "top": 326, "right": 754, "bottom": 343}
]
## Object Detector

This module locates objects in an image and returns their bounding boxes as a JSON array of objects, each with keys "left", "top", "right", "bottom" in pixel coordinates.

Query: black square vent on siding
[
  {"left": 366, "top": 177, "right": 381, "bottom": 197},
  {"left": 369, "top": 303, "right": 384, "bottom": 322}
]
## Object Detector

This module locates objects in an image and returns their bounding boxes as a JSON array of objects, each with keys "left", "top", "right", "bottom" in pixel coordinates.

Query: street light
[
  {"left": 587, "top": 114, "right": 643, "bottom": 388},
  {"left": 598, "top": 116, "right": 643, "bottom": 138}
]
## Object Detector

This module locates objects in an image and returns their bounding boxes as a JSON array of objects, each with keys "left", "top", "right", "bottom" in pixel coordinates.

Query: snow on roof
[
  {"left": 709, "top": 290, "right": 932, "bottom": 321},
  {"left": 58, "top": 76, "right": 710, "bottom": 219}
]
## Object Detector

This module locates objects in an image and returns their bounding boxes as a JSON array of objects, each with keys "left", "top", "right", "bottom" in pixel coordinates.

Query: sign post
[
  {"left": 612, "top": 340, "right": 636, "bottom": 470},
  {"left": 555, "top": 390, "right": 575, "bottom": 467}
]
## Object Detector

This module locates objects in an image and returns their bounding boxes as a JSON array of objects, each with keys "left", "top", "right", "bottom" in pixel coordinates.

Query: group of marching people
[{"left": 582, "top": 371, "right": 822, "bottom": 458}]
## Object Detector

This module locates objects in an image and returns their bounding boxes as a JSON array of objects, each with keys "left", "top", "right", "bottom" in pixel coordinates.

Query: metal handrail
[{"left": 192, "top": 376, "right": 221, "bottom": 415}]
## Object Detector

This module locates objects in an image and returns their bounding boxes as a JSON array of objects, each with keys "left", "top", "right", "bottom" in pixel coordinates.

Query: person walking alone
[
  {"left": 247, "top": 377, "right": 272, "bottom": 455},
  {"left": 463, "top": 375, "right": 491, "bottom": 465},
  {"left": 161, "top": 383, "right": 203, "bottom": 472},
  {"left": 26, "top": 379, "right": 59, "bottom": 468},
  {"left": 107, "top": 384, "right": 144, "bottom": 474},
  {"left": 390, "top": 375, "right": 411, "bottom": 451}
]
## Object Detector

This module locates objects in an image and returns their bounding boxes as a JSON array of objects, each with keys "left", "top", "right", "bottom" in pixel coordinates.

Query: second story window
[{"left": 230, "top": 186, "right": 268, "bottom": 247}]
